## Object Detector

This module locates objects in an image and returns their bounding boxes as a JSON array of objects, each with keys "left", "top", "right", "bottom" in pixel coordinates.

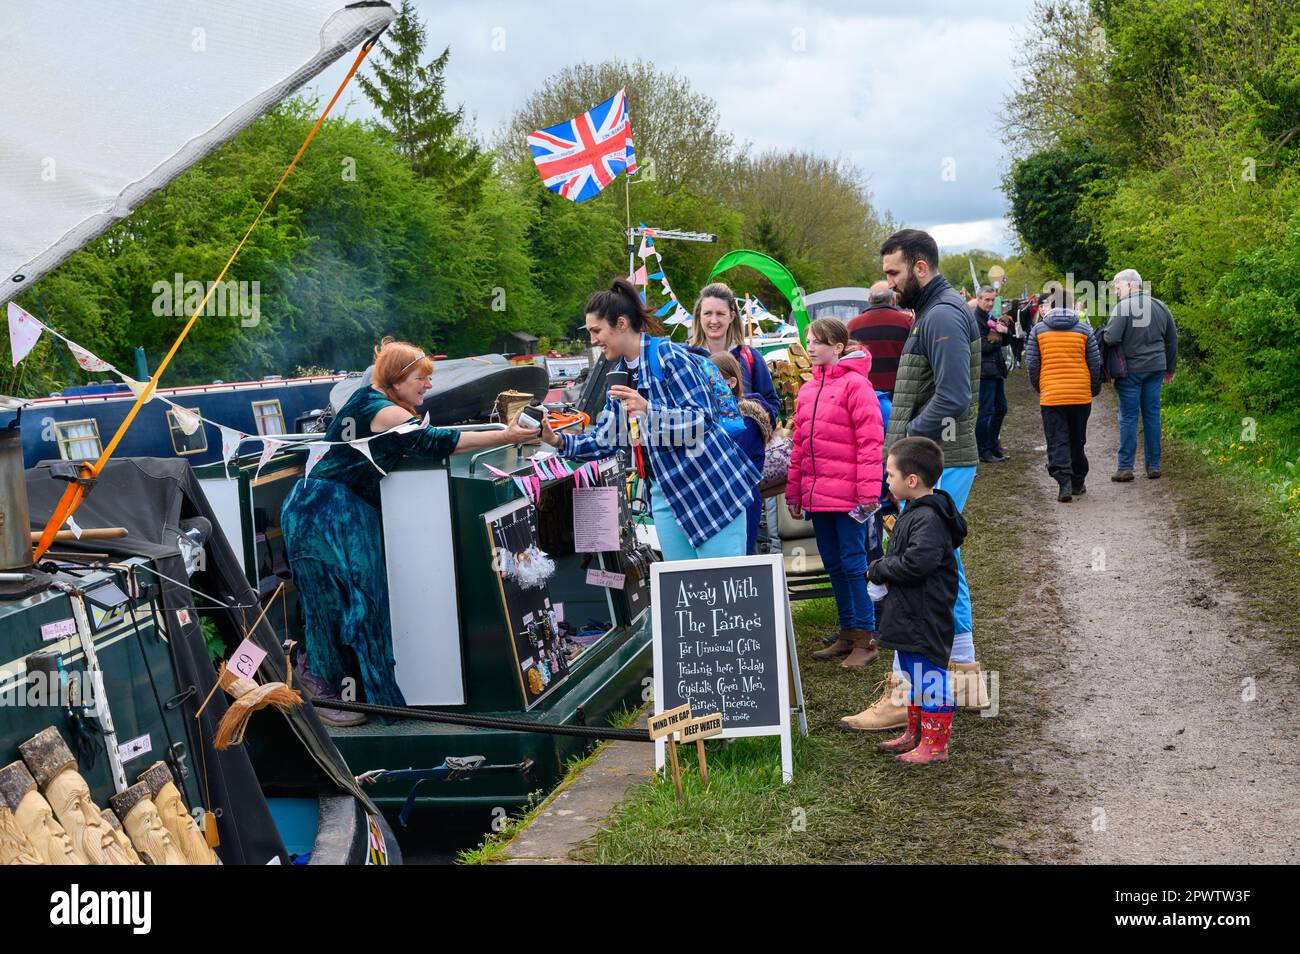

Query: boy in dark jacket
[{"left": 864, "top": 436, "right": 969, "bottom": 763}]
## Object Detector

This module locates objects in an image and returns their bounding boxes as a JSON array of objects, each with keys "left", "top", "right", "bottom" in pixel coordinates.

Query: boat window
[
  {"left": 55, "top": 419, "right": 102, "bottom": 461},
  {"left": 807, "top": 301, "right": 866, "bottom": 323},
  {"left": 166, "top": 407, "right": 208, "bottom": 455},
  {"left": 252, "top": 399, "right": 286, "bottom": 436}
]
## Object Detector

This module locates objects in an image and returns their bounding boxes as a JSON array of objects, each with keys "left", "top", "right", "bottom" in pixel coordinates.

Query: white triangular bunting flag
[
  {"left": 65, "top": 514, "right": 83, "bottom": 540},
  {"left": 68, "top": 341, "right": 113, "bottom": 372},
  {"left": 421, "top": 411, "right": 430, "bottom": 427},
  {"left": 255, "top": 438, "right": 284, "bottom": 479},
  {"left": 304, "top": 443, "right": 329, "bottom": 479},
  {"left": 219, "top": 426, "right": 243, "bottom": 478},
  {"left": 353, "top": 438, "right": 386, "bottom": 476},
  {"left": 122, "top": 376, "right": 156, "bottom": 403},
  {"left": 7, "top": 302, "right": 44, "bottom": 367},
  {"left": 170, "top": 404, "right": 203, "bottom": 436}
]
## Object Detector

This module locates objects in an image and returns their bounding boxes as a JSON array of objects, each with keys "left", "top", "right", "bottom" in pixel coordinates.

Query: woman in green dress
[{"left": 282, "top": 338, "right": 539, "bottom": 726}]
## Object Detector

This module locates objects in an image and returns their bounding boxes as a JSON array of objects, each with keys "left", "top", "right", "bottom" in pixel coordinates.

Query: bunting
[
  {"left": 631, "top": 223, "right": 691, "bottom": 325},
  {"left": 8, "top": 308, "right": 603, "bottom": 501},
  {"left": 7, "top": 302, "right": 44, "bottom": 366}
]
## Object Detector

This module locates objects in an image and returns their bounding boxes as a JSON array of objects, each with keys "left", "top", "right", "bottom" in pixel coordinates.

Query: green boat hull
[{"left": 330, "top": 614, "right": 651, "bottom": 812}]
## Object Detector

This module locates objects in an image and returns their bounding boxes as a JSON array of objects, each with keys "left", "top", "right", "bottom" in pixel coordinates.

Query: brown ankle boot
[
  {"left": 840, "top": 673, "right": 909, "bottom": 731},
  {"left": 812, "top": 631, "right": 855, "bottom": 660},
  {"left": 839, "top": 629, "right": 880, "bottom": 668}
]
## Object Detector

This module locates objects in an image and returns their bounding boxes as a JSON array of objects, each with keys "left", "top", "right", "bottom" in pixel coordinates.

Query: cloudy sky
[{"left": 310, "top": 0, "right": 1036, "bottom": 255}]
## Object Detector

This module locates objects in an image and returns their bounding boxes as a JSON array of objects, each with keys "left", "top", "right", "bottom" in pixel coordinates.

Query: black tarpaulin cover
[{"left": 25, "top": 457, "right": 380, "bottom": 863}]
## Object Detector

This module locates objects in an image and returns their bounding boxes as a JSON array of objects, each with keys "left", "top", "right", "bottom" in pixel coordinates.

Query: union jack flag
[{"left": 528, "top": 88, "right": 637, "bottom": 202}]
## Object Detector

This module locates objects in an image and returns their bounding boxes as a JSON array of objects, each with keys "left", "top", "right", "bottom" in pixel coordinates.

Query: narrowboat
[
  {"left": 23, "top": 376, "right": 345, "bottom": 469},
  {"left": 0, "top": 399, "right": 400, "bottom": 863},
  {"left": 197, "top": 398, "right": 656, "bottom": 815}
]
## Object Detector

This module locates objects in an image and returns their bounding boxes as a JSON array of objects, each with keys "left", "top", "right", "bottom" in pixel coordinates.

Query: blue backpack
[{"left": 641, "top": 337, "right": 748, "bottom": 440}]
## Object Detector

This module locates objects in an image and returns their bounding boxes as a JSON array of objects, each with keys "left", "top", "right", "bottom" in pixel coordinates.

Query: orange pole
[{"left": 33, "top": 38, "right": 379, "bottom": 562}]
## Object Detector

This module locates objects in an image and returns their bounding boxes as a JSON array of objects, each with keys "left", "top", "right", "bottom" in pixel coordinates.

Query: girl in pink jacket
[{"left": 787, "top": 318, "right": 885, "bottom": 668}]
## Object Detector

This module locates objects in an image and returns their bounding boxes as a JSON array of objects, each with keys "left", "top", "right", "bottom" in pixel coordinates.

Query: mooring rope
[{"left": 310, "top": 698, "right": 652, "bottom": 743}]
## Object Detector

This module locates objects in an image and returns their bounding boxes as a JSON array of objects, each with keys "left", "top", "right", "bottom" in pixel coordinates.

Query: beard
[{"left": 894, "top": 267, "right": 924, "bottom": 309}]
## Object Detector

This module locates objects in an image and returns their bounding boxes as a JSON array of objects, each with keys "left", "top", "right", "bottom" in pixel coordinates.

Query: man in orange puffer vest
[{"left": 1026, "top": 292, "right": 1102, "bottom": 501}]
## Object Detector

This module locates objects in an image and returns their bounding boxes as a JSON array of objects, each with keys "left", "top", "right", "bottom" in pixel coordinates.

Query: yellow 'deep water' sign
[{"left": 678, "top": 712, "right": 724, "bottom": 742}]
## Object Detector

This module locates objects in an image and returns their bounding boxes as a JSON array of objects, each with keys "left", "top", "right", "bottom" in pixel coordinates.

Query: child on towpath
[{"left": 863, "top": 436, "right": 968, "bottom": 763}]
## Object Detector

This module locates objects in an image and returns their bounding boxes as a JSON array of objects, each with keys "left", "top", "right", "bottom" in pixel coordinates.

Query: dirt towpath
[{"left": 997, "top": 376, "right": 1300, "bottom": 862}]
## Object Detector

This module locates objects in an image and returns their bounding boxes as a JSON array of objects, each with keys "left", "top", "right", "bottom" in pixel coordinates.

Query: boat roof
[{"left": 28, "top": 373, "right": 349, "bottom": 406}]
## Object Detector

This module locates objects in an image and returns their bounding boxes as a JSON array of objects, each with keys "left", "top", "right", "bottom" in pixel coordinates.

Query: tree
[
  {"left": 1000, "top": 1, "right": 1109, "bottom": 158},
  {"left": 497, "top": 59, "right": 734, "bottom": 196},
  {"left": 356, "top": 1, "right": 488, "bottom": 200},
  {"left": 1004, "top": 138, "right": 1114, "bottom": 280},
  {"left": 725, "top": 150, "right": 893, "bottom": 295}
]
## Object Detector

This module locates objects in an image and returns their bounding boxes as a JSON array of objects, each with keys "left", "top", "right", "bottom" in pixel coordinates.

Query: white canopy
[{"left": 0, "top": 0, "right": 395, "bottom": 306}]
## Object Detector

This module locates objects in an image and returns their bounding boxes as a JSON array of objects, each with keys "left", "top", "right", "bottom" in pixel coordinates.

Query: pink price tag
[
  {"left": 228, "top": 638, "right": 268, "bottom": 681},
  {"left": 41, "top": 618, "right": 77, "bottom": 642},
  {"left": 586, "top": 568, "right": 626, "bottom": 590}
]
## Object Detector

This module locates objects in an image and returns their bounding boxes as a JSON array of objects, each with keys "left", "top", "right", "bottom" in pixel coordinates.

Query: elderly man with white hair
[{"left": 1102, "top": 269, "right": 1178, "bottom": 480}]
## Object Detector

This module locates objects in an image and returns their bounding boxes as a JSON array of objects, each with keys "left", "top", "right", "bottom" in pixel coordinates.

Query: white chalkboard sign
[{"left": 651, "top": 554, "right": 805, "bottom": 783}]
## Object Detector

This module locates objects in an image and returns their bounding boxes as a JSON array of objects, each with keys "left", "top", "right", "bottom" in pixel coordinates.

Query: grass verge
[{"left": 579, "top": 395, "right": 1047, "bottom": 863}]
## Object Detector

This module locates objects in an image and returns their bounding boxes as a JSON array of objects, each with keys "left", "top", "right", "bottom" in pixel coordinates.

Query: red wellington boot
[
  {"left": 895, "top": 710, "right": 953, "bottom": 764},
  {"left": 876, "top": 706, "right": 922, "bottom": 754}
]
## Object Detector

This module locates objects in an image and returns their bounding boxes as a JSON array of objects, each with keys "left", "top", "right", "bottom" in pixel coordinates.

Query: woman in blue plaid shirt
[{"left": 540, "top": 277, "right": 759, "bottom": 561}]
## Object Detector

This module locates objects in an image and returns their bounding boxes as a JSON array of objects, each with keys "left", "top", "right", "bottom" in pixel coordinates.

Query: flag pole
[{"left": 625, "top": 174, "right": 634, "bottom": 279}]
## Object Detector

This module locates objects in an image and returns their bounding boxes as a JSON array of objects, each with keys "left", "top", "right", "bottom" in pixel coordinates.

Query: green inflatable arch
[{"left": 708, "top": 249, "right": 809, "bottom": 347}]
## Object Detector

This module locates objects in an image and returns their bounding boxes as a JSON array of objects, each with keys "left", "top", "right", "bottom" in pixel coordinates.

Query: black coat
[
  {"left": 868, "top": 489, "right": 968, "bottom": 666},
  {"left": 975, "top": 307, "right": 1011, "bottom": 379}
]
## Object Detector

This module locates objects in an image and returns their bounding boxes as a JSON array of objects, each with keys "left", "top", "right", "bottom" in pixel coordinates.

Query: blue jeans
[
  {"left": 976, "top": 376, "right": 1008, "bottom": 454},
  {"left": 650, "top": 482, "right": 747, "bottom": 561},
  {"left": 810, "top": 512, "right": 875, "bottom": 631},
  {"left": 1115, "top": 371, "right": 1164, "bottom": 471},
  {"left": 745, "top": 492, "right": 762, "bottom": 555},
  {"left": 897, "top": 651, "right": 955, "bottom": 712}
]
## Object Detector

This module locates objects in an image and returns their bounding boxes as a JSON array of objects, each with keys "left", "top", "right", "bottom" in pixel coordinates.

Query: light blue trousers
[{"left": 650, "top": 482, "right": 747, "bottom": 561}]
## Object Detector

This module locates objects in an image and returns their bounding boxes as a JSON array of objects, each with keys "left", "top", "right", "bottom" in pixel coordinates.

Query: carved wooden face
[
  {"left": 14, "top": 791, "right": 79, "bottom": 862},
  {"left": 47, "top": 771, "right": 120, "bottom": 857},
  {"left": 0, "top": 810, "right": 42, "bottom": 865},
  {"left": 131, "top": 799, "right": 169, "bottom": 838},
  {"left": 50, "top": 771, "right": 95, "bottom": 827}
]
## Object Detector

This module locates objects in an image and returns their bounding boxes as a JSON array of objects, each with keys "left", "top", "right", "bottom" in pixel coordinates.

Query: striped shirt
[
  {"left": 561, "top": 334, "right": 759, "bottom": 548},
  {"left": 847, "top": 305, "right": 914, "bottom": 395}
]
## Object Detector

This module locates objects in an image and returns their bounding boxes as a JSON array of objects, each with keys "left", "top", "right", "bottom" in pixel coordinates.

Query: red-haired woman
[{"left": 282, "top": 338, "right": 538, "bottom": 725}]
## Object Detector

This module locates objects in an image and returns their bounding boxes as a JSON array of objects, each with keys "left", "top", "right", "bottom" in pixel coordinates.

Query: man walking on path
[
  {"left": 1103, "top": 269, "right": 1178, "bottom": 481},
  {"left": 1026, "top": 290, "right": 1101, "bottom": 501},
  {"left": 973, "top": 285, "right": 1013, "bottom": 463},
  {"left": 847, "top": 281, "right": 914, "bottom": 396},
  {"left": 842, "top": 228, "right": 990, "bottom": 732}
]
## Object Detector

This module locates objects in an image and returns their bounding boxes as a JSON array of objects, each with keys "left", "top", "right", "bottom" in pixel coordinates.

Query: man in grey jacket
[
  {"left": 1103, "top": 269, "right": 1178, "bottom": 480},
  {"left": 842, "top": 229, "right": 989, "bottom": 733}
]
